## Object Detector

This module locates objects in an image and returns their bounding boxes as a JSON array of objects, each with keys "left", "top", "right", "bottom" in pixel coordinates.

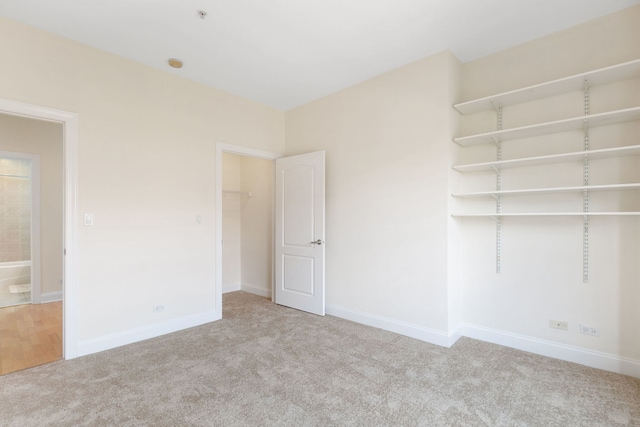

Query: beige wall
[
  {"left": 446, "top": 53, "right": 463, "bottom": 332},
  {"left": 460, "top": 7, "right": 640, "bottom": 103},
  {"left": 458, "top": 6, "right": 640, "bottom": 360},
  {"left": 222, "top": 153, "right": 242, "bottom": 289},
  {"left": 286, "top": 51, "right": 459, "bottom": 332},
  {"left": 0, "top": 114, "right": 63, "bottom": 296},
  {"left": 240, "top": 156, "right": 274, "bottom": 296},
  {"left": 0, "top": 16, "right": 284, "bottom": 342}
]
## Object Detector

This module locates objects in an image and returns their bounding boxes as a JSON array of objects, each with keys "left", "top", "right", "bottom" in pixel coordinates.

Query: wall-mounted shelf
[
  {"left": 452, "top": 183, "right": 640, "bottom": 198},
  {"left": 453, "top": 144, "right": 640, "bottom": 172},
  {"left": 453, "top": 107, "right": 640, "bottom": 147},
  {"left": 452, "top": 58, "right": 640, "bottom": 280},
  {"left": 452, "top": 212, "right": 640, "bottom": 218},
  {"left": 454, "top": 58, "right": 640, "bottom": 115}
]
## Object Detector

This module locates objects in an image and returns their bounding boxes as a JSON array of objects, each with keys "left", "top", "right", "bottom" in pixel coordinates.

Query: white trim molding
[
  {"left": 241, "top": 283, "right": 272, "bottom": 298},
  {"left": 40, "top": 291, "right": 63, "bottom": 303},
  {"left": 462, "top": 323, "right": 640, "bottom": 378},
  {"left": 0, "top": 98, "right": 79, "bottom": 360},
  {"left": 326, "top": 304, "right": 461, "bottom": 348},
  {"left": 324, "top": 306, "right": 639, "bottom": 378},
  {"left": 222, "top": 283, "right": 241, "bottom": 294},
  {"left": 77, "top": 311, "right": 217, "bottom": 357}
]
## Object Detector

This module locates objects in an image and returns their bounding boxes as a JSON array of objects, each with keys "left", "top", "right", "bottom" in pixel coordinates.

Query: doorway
[
  {"left": 0, "top": 97, "right": 79, "bottom": 366},
  {"left": 0, "top": 113, "right": 63, "bottom": 374},
  {"left": 215, "top": 143, "right": 280, "bottom": 315},
  {"left": 221, "top": 153, "right": 274, "bottom": 298}
]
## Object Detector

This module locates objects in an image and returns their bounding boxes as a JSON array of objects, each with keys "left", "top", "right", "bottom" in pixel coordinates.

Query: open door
[{"left": 274, "top": 151, "right": 325, "bottom": 315}]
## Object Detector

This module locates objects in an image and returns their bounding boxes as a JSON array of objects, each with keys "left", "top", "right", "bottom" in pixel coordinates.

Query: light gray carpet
[{"left": 1, "top": 291, "right": 638, "bottom": 426}]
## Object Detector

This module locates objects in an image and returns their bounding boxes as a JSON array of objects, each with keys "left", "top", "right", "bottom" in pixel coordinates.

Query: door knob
[{"left": 310, "top": 239, "right": 324, "bottom": 245}]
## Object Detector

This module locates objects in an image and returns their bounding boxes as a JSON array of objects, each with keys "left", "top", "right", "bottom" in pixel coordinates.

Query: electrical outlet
[
  {"left": 579, "top": 324, "right": 599, "bottom": 336},
  {"left": 153, "top": 304, "right": 166, "bottom": 313},
  {"left": 549, "top": 320, "right": 568, "bottom": 331}
]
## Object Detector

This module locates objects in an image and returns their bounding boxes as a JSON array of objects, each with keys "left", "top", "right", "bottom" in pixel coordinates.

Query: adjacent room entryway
[{"left": 0, "top": 112, "right": 64, "bottom": 375}]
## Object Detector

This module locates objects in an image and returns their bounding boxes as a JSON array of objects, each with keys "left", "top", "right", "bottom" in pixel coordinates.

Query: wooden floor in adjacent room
[{"left": 0, "top": 301, "right": 62, "bottom": 375}]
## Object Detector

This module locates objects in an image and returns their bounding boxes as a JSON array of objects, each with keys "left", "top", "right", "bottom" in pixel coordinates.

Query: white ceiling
[{"left": 0, "top": 0, "right": 638, "bottom": 110}]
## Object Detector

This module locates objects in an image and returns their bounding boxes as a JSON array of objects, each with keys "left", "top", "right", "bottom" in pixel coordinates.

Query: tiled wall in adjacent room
[{"left": 0, "top": 158, "right": 31, "bottom": 263}]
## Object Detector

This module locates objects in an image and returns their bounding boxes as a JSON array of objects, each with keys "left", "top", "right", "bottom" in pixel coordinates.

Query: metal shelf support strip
[
  {"left": 496, "top": 107, "right": 503, "bottom": 274},
  {"left": 583, "top": 80, "right": 590, "bottom": 283}
]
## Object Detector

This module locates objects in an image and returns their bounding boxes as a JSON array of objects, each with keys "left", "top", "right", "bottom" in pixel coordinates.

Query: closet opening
[{"left": 217, "top": 146, "right": 279, "bottom": 313}]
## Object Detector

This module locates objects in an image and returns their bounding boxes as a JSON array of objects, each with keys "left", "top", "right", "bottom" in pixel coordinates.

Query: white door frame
[
  {"left": 0, "top": 98, "right": 79, "bottom": 359},
  {"left": 215, "top": 142, "right": 281, "bottom": 315},
  {"left": 0, "top": 150, "right": 41, "bottom": 304}
]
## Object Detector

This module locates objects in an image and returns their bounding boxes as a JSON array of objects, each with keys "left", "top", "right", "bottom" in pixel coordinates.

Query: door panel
[
  {"left": 283, "top": 165, "right": 314, "bottom": 246},
  {"left": 275, "top": 151, "right": 325, "bottom": 315},
  {"left": 283, "top": 255, "right": 315, "bottom": 295}
]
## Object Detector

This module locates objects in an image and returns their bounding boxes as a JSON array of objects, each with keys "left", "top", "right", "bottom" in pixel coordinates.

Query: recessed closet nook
[{"left": 221, "top": 153, "right": 274, "bottom": 299}]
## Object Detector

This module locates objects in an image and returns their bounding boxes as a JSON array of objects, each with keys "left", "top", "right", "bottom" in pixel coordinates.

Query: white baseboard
[
  {"left": 241, "top": 283, "right": 272, "bottom": 298},
  {"left": 222, "top": 283, "right": 241, "bottom": 294},
  {"left": 326, "top": 304, "right": 461, "bottom": 348},
  {"left": 76, "top": 310, "right": 219, "bottom": 357},
  {"left": 462, "top": 323, "right": 640, "bottom": 378},
  {"left": 72, "top": 299, "right": 639, "bottom": 378},
  {"left": 40, "top": 291, "right": 62, "bottom": 303},
  {"left": 324, "top": 305, "right": 639, "bottom": 378}
]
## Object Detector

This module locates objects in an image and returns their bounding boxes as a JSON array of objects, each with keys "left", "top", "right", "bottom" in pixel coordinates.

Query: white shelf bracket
[{"left": 496, "top": 216, "right": 502, "bottom": 273}]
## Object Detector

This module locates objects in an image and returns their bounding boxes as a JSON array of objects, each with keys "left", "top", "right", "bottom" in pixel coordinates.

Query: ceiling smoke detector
[
  {"left": 168, "top": 58, "right": 183, "bottom": 69},
  {"left": 197, "top": 10, "right": 207, "bottom": 19}
]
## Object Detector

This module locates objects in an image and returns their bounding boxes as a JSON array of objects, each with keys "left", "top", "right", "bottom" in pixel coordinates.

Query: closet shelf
[
  {"left": 452, "top": 212, "right": 640, "bottom": 218},
  {"left": 453, "top": 59, "right": 640, "bottom": 115},
  {"left": 452, "top": 183, "right": 640, "bottom": 198},
  {"left": 222, "top": 190, "right": 252, "bottom": 197},
  {"left": 453, "top": 144, "right": 640, "bottom": 172},
  {"left": 453, "top": 106, "right": 640, "bottom": 147}
]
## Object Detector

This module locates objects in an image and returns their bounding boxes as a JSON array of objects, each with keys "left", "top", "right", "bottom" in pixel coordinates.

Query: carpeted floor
[{"left": 0, "top": 291, "right": 638, "bottom": 426}]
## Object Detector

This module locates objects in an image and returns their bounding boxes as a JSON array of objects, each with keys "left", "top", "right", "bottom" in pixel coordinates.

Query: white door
[{"left": 275, "top": 151, "right": 325, "bottom": 315}]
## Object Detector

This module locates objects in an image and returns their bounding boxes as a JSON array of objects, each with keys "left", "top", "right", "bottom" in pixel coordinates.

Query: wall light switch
[{"left": 84, "top": 213, "right": 94, "bottom": 226}]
